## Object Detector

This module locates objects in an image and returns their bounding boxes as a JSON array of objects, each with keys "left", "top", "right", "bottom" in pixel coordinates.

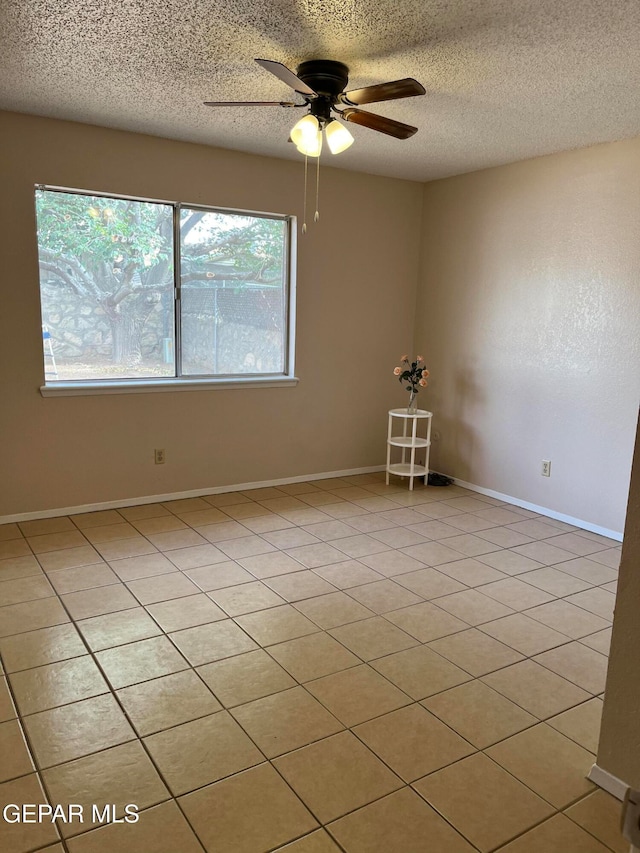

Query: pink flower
[
  {"left": 416, "top": 355, "right": 424, "bottom": 363},
  {"left": 401, "top": 355, "right": 409, "bottom": 363},
  {"left": 421, "top": 369, "right": 430, "bottom": 378},
  {"left": 419, "top": 378, "right": 428, "bottom": 387},
  {"left": 393, "top": 367, "right": 402, "bottom": 375}
]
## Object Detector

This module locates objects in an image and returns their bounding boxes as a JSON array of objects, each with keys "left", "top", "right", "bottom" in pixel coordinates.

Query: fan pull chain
[
  {"left": 302, "top": 153, "right": 308, "bottom": 234},
  {"left": 314, "top": 154, "right": 320, "bottom": 222}
]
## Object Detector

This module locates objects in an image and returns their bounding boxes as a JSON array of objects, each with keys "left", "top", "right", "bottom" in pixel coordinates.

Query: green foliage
[
  {"left": 35, "top": 191, "right": 286, "bottom": 304},
  {"left": 35, "top": 189, "right": 288, "bottom": 365},
  {"left": 36, "top": 191, "right": 172, "bottom": 283},
  {"left": 180, "top": 209, "right": 285, "bottom": 288}
]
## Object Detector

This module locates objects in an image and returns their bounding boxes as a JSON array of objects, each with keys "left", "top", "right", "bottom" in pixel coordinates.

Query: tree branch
[
  {"left": 39, "top": 249, "right": 99, "bottom": 300},
  {"left": 110, "top": 266, "right": 173, "bottom": 307},
  {"left": 180, "top": 211, "right": 206, "bottom": 240},
  {"left": 38, "top": 261, "right": 89, "bottom": 297}
]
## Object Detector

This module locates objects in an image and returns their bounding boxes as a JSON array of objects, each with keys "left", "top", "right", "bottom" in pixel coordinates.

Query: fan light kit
[
  {"left": 205, "top": 58, "right": 425, "bottom": 230},
  {"left": 290, "top": 115, "right": 354, "bottom": 156}
]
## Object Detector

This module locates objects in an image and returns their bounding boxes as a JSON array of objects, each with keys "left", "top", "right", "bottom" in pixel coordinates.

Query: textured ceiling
[{"left": 2, "top": 0, "right": 640, "bottom": 180}]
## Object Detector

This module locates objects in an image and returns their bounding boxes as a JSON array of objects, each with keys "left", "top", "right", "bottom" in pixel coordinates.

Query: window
[{"left": 35, "top": 187, "right": 295, "bottom": 391}]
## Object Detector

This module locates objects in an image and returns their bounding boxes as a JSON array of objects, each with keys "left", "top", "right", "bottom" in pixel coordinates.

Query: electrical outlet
[
  {"left": 155, "top": 449, "right": 166, "bottom": 465},
  {"left": 541, "top": 460, "right": 551, "bottom": 477}
]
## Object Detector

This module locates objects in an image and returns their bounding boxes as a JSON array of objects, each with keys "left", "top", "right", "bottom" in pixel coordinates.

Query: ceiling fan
[{"left": 204, "top": 58, "right": 426, "bottom": 155}]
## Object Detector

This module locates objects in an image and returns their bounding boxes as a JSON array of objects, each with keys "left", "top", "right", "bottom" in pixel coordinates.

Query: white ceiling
[{"left": 2, "top": 0, "right": 640, "bottom": 181}]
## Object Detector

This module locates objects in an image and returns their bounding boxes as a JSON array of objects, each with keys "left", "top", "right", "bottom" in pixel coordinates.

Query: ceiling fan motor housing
[{"left": 296, "top": 60, "right": 349, "bottom": 98}]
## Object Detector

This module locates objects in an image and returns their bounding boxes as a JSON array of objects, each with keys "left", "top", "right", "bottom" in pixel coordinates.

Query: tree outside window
[{"left": 35, "top": 189, "right": 291, "bottom": 383}]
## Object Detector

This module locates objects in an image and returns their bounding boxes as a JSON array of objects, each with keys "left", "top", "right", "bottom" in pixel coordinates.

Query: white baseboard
[
  {"left": 1, "top": 465, "right": 625, "bottom": 540},
  {"left": 0, "top": 465, "right": 386, "bottom": 525},
  {"left": 588, "top": 763, "right": 629, "bottom": 801},
  {"left": 451, "top": 476, "right": 623, "bottom": 542}
]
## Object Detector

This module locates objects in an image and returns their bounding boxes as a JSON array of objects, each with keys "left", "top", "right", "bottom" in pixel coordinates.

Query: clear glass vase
[{"left": 407, "top": 389, "right": 418, "bottom": 414}]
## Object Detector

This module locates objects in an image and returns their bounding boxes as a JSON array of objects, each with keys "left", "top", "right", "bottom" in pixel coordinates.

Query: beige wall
[
  {"left": 598, "top": 411, "right": 640, "bottom": 788},
  {"left": 415, "top": 139, "right": 640, "bottom": 533},
  {"left": 0, "top": 111, "right": 423, "bottom": 517}
]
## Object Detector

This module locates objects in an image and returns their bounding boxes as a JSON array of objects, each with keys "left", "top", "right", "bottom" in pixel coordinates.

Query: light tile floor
[{"left": 0, "top": 474, "right": 628, "bottom": 853}]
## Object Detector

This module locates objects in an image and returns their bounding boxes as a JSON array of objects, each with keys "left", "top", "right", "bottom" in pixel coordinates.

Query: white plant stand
[{"left": 386, "top": 408, "right": 433, "bottom": 490}]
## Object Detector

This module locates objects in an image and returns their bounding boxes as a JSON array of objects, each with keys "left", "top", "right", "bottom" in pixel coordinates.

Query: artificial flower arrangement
[{"left": 393, "top": 354, "right": 429, "bottom": 412}]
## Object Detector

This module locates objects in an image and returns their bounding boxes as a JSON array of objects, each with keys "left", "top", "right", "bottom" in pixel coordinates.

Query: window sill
[{"left": 40, "top": 376, "right": 299, "bottom": 397}]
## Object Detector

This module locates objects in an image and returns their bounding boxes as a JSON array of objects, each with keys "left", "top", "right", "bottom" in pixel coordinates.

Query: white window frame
[{"left": 36, "top": 186, "right": 298, "bottom": 397}]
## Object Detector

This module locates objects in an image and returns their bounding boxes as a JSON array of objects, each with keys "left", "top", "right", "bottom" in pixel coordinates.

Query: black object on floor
[{"left": 427, "top": 473, "right": 453, "bottom": 487}]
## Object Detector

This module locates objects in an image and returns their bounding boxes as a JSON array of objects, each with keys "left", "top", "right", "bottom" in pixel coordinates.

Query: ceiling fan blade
[
  {"left": 204, "top": 101, "right": 296, "bottom": 107},
  {"left": 339, "top": 78, "right": 425, "bottom": 106},
  {"left": 255, "top": 59, "right": 317, "bottom": 96},
  {"left": 341, "top": 108, "right": 418, "bottom": 139}
]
